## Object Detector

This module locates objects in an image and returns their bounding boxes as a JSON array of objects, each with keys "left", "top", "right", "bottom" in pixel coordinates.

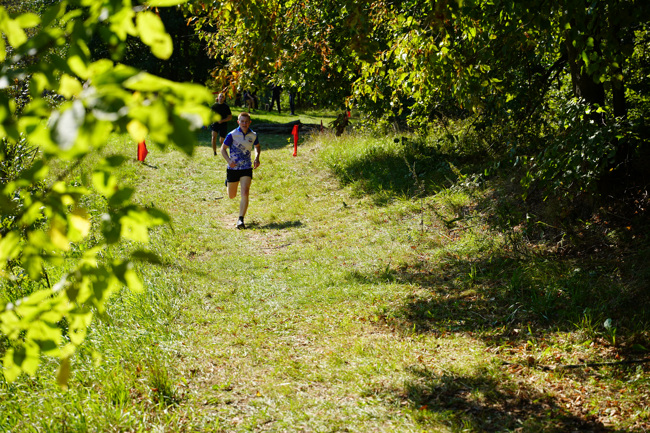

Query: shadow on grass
[
  {"left": 323, "top": 117, "right": 650, "bottom": 432},
  {"left": 331, "top": 132, "right": 650, "bottom": 341},
  {"left": 326, "top": 137, "right": 459, "bottom": 203},
  {"left": 139, "top": 161, "right": 158, "bottom": 169},
  {"left": 346, "top": 251, "right": 646, "bottom": 431},
  {"left": 348, "top": 244, "right": 650, "bottom": 430},
  {"left": 354, "top": 250, "right": 650, "bottom": 345},
  {"left": 392, "top": 366, "right": 621, "bottom": 432},
  {"left": 253, "top": 220, "right": 303, "bottom": 230}
]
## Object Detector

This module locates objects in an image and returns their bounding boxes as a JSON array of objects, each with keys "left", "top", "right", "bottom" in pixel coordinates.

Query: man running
[
  {"left": 220, "top": 112, "right": 261, "bottom": 229},
  {"left": 210, "top": 93, "right": 232, "bottom": 156}
]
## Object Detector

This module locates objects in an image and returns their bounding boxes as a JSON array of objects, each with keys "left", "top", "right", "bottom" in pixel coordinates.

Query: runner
[
  {"left": 210, "top": 93, "right": 232, "bottom": 156},
  {"left": 220, "top": 112, "right": 261, "bottom": 229}
]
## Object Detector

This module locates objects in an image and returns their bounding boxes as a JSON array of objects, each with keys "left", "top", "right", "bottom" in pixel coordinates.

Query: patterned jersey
[{"left": 223, "top": 127, "right": 259, "bottom": 170}]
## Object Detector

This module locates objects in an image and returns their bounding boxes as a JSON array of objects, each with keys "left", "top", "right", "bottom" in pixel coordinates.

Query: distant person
[
  {"left": 269, "top": 84, "right": 282, "bottom": 113},
  {"left": 243, "top": 90, "right": 255, "bottom": 112},
  {"left": 289, "top": 88, "right": 296, "bottom": 115},
  {"left": 210, "top": 93, "right": 232, "bottom": 156},
  {"left": 220, "top": 112, "right": 261, "bottom": 229}
]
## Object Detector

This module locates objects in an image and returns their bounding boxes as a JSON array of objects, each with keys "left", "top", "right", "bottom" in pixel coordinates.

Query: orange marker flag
[
  {"left": 137, "top": 140, "right": 148, "bottom": 162},
  {"left": 292, "top": 124, "right": 299, "bottom": 157}
]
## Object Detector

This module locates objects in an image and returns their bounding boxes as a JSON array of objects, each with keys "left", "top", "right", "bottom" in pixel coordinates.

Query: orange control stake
[
  {"left": 137, "top": 140, "right": 148, "bottom": 162},
  {"left": 292, "top": 124, "right": 299, "bottom": 157}
]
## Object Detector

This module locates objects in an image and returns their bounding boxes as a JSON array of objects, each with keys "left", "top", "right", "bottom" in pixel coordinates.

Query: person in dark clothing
[
  {"left": 289, "top": 88, "right": 296, "bottom": 115},
  {"left": 269, "top": 84, "right": 282, "bottom": 113},
  {"left": 210, "top": 93, "right": 233, "bottom": 156}
]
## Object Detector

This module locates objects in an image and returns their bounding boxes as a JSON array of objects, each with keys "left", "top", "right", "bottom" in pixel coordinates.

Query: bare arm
[
  {"left": 253, "top": 144, "right": 261, "bottom": 168},
  {"left": 221, "top": 143, "right": 235, "bottom": 168}
]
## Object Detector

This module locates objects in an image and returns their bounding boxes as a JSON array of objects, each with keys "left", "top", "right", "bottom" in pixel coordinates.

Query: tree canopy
[
  {"left": 190, "top": 0, "right": 649, "bottom": 197},
  {"left": 190, "top": 0, "right": 648, "bottom": 120}
]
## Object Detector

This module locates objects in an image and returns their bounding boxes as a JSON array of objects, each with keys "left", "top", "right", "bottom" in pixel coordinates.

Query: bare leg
[
  {"left": 211, "top": 131, "right": 218, "bottom": 155},
  {"left": 238, "top": 176, "right": 252, "bottom": 218},
  {"left": 227, "top": 180, "right": 239, "bottom": 199}
]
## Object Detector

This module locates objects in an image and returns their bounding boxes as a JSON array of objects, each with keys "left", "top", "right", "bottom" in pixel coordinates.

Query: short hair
[{"left": 238, "top": 112, "right": 251, "bottom": 121}]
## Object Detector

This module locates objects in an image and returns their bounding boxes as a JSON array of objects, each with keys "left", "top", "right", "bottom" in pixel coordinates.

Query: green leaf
[
  {"left": 68, "top": 212, "right": 91, "bottom": 242},
  {"left": 67, "top": 48, "right": 90, "bottom": 79},
  {"left": 108, "top": 4, "right": 136, "bottom": 41},
  {"left": 57, "top": 357, "right": 71, "bottom": 388},
  {"left": 113, "top": 260, "right": 143, "bottom": 293},
  {"left": 0, "top": 231, "right": 21, "bottom": 265},
  {"left": 124, "top": 71, "right": 180, "bottom": 93},
  {"left": 136, "top": 11, "right": 173, "bottom": 60},
  {"left": 19, "top": 201, "right": 44, "bottom": 226},
  {"left": 0, "top": 34, "right": 5, "bottom": 62},
  {"left": 127, "top": 119, "right": 149, "bottom": 143},
  {"left": 15, "top": 13, "right": 40, "bottom": 29},
  {"left": 92, "top": 170, "right": 118, "bottom": 197},
  {"left": 68, "top": 308, "right": 93, "bottom": 345},
  {"left": 169, "top": 111, "right": 196, "bottom": 154},
  {"left": 120, "top": 210, "right": 152, "bottom": 242},
  {"left": 101, "top": 214, "right": 121, "bottom": 244},
  {"left": 129, "top": 100, "right": 173, "bottom": 144},
  {"left": 2, "top": 17, "right": 28, "bottom": 47},
  {"left": 49, "top": 218, "right": 70, "bottom": 251},
  {"left": 13, "top": 343, "right": 40, "bottom": 377},
  {"left": 0, "top": 310, "right": 21, "bottom": 340},
  {"left": 124, "top": 267, "right": 143, "bottom": 293},
  {"left": 2, "top": 349, "right": 23, "bottom": 382},
  {"left": 23, "top": 254, "right": 44, "bottom": 280},
  {"left": 26, "top": 322, "right": 62, "bottom": 356}
]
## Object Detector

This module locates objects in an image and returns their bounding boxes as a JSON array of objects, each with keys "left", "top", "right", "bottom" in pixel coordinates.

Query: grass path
[
  {"left": 1, "top": 114, "right": 647, "bottom": 432},
  {"left": 132, "top": 127, "right": 485, "bottom": 432},
  {"left": 123, "top": 120, "right": 646, "bottom": 432}
]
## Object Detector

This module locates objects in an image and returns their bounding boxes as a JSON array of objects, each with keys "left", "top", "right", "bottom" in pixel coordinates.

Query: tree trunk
[{"left": 564, "top": 38, "right": 606, "bottom": 111}]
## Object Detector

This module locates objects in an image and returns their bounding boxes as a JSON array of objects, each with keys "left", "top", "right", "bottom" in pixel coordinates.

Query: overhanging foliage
[{"left": 0, "top": 0, "right": 213, "bottom": 383}]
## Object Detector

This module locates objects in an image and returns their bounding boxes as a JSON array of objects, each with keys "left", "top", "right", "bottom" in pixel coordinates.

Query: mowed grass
[{"left": 1, "top": 111, "right": 649, "bottom": 432}]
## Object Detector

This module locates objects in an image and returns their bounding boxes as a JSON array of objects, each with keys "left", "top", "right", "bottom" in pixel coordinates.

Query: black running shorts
[
  {"left": 210, "top": 122, "right": 229, "bottom": 138},
  {"left": 226, "top": 168, "right": 253, "bottom": 183}
]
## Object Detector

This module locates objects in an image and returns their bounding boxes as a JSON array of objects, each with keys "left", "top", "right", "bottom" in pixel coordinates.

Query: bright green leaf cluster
[{"left": 0, "top": 0, "right": 210, "bottom": 383}]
